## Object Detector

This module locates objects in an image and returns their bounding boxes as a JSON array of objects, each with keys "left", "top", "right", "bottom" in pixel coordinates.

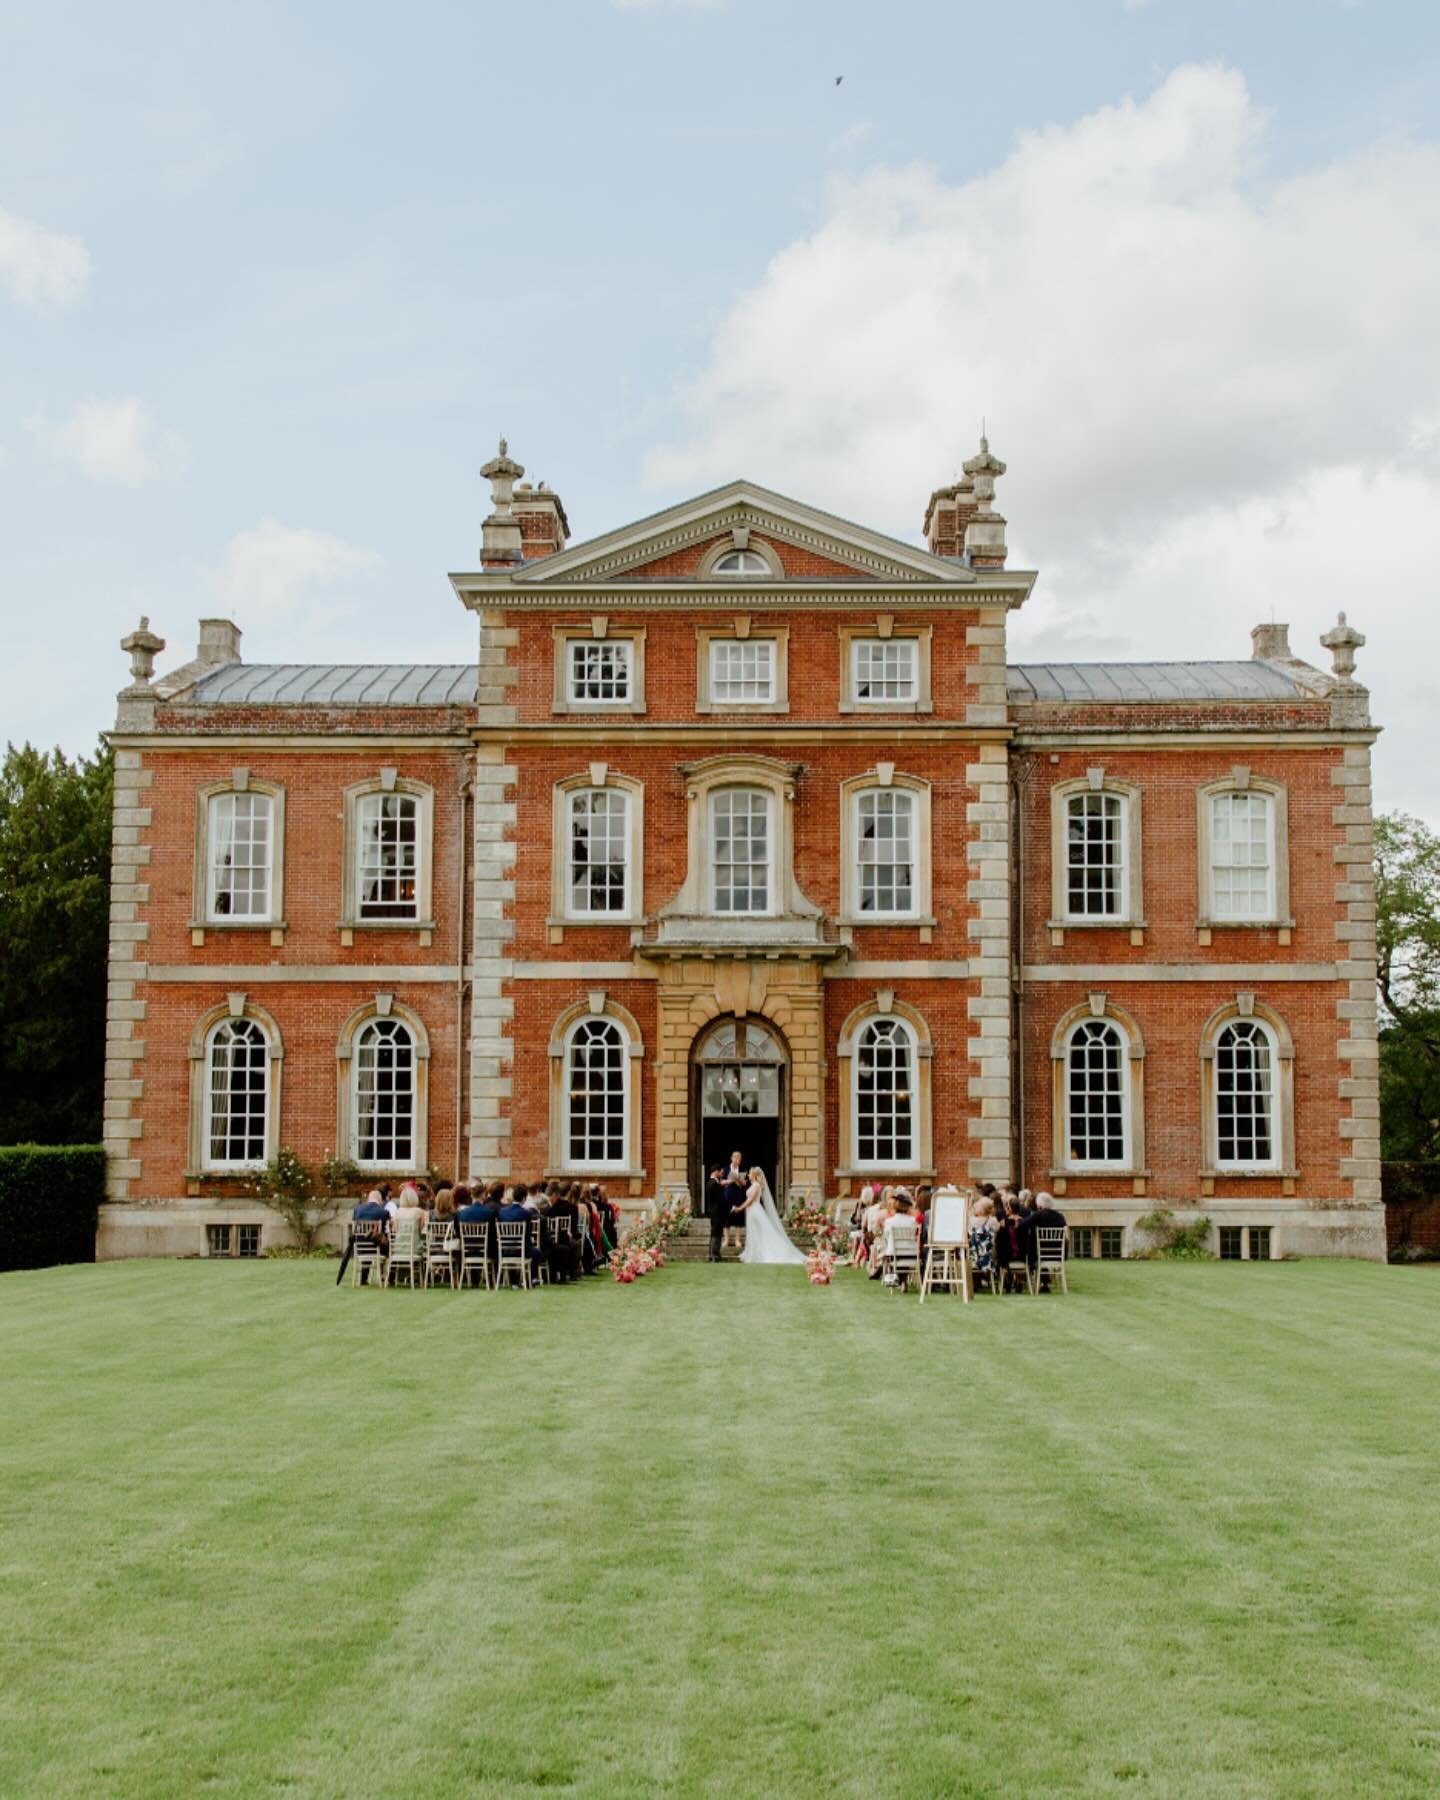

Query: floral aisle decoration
[
  {"left": 785, "top": 1198, "right": 838, "bottom": 1250},
  {"left": 609, "top": 1194, "right": 693, "bottom": 1285},
  {"left": 805, "top": 1245, "right": 837, "bottom": 1286}
]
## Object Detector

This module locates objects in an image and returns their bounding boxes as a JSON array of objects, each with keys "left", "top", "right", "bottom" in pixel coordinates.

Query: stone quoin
[{"left": 98, "top": 442, "right": 1384, "bottom": 1260}]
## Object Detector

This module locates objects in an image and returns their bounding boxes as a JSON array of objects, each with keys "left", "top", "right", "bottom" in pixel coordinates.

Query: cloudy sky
[{"left": 4, "top": 0, "right": 1438, "bottom": 815}]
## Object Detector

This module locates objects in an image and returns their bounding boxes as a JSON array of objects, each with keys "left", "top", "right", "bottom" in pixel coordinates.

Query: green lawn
[{"left": 2, "top": 1260, "right": 1438, "bottom": 1798}]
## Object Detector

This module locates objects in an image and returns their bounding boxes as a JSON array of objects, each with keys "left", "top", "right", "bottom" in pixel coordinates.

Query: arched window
[
  {"left": 568, "top": 787, "right": 631, "bottom": 916},
  {"left": 856, "top": 788, "right": 916, "bottom": 916},
  {"left": 855, "top": 1018, "right": 916, "bottom": 1167},
  {"left": 1214, "top": 1019, "right": 1279, "bottom": 1169},
  {"left": 712, "top": 549, "right": 770, "bottom": 575},
  {"left": 1064, "top": 1018, "right": 1130, "bottom": 1168},
  {"left": 356, "top": 791, "right": 420, "bottom": 920},
  {"left": 206, "top": 790, "right": 275, "bottom": 920},
  {"left": 1066, "top": 792, "right": 1126, "bottom": 919},
  {"left": 710, "top": 786, "right": 772, "bottom": 914},
  {"left": 565, "top": 1017, "right": 628, "bottom": 1169},
  {"left": 204, "top": 1017, "right": 270, "bottom": 1169},
  {"left": 353, "top": 1018, "right": 416, "bottom": 1167}
]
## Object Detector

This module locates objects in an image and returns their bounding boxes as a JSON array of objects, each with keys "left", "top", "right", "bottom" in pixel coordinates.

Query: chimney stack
[
  {"left": 513, "top": 480, "right": 570, "bottom": 560},
  {"left": 480, "top": 438, "right": 525, "bottom": 566},
  {"left": 923, "top": 480, "right": 974, "bottom": 559},
  {"left": 961, "top": 436, "right": 1008, "bottom": 568},
  {"left": 1250, "top": 622, "right": 1292, "bottom": 662},
  {"left": 196, "top": 618, "right": 243, "bottom": 665}
]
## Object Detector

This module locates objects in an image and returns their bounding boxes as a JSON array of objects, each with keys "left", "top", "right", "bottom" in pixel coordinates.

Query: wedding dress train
[{"left": 739, "top": 1173, "right": 808, "bottom": 1266}]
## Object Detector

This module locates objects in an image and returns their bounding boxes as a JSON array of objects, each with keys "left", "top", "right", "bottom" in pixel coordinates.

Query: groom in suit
[{"left": 705, "top": 1164, "right": 729, "bottom": 1263}]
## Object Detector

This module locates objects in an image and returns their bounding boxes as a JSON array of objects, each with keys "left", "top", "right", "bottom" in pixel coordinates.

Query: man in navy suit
[
  {"left": 498, "top": 1183, "right": 544, "bottom": 1280},
  {"left": 337, "top": 1189, "right": 389, "bottom": 1285}
]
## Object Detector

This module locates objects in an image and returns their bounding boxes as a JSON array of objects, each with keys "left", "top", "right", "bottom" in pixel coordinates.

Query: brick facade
[{"left": 99, "top": 460, "right": 1384, "bottom": 1259}]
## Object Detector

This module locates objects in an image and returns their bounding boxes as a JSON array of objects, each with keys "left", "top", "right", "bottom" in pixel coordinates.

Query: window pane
[
  {"left": 209, "top": 792, "right": 273, "bottom": 920},
  {"left": 1066, "top": 1019, "right": 1127, "bottom": 1165},
  {"left": 713, "top": 550, "right": 769, "bottom": 574},
  {"left": 569, "top": 789, "right": 629, "bottom": 915},
  {"left": 1218, "top": 1226, "right": 1244, "bottom": 1260},
  {"left": 1066, "top": 793, "right": 1124, "bottom": 917},
  {"left": 857, "top": 789, "right": 915, "bottom": 915},
  {"left": 569, "top": 640, "right": 631, "bottom": 703},
  {"left": 710, "top": 640, "right": 775, "bottom": 704},
  {"left": 1098, "top": 1227, "right": 1125, "bottom": 1260},
  {"left": 207, "top": 1018, "right": 268, "bottom": 1166},
  {"left": 567, "top": 1019, "right": 626, "bottom": 1166},
  {"left": 853, "top": 639, "right": 917, "bottom": 702},
  {"left": 1215, "top": 1021, "right": 1275, "bottom": 1166},
  {"left": 1210, "top": 793, "right": 1274, "bottom": 919},
  {"left": 355, "top": 1019, "right": 415, "bottom": 1166},
  {"left": 1248, "top": 1226, "right": 1273, "bottom": 1261},
  {"left": 711, "top": 789, "right": 769, "bottom": 913},
  {"left": 358, "top": 793, "right": 419, "bottom": 920},
  {"left": 856, "top": 1019, "right": 914, "bottom": 1164}
]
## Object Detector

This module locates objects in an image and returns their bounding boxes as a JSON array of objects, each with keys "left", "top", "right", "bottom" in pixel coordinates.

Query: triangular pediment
[{"left": 502, "top": 480, "right": 981, "bottom": 588}]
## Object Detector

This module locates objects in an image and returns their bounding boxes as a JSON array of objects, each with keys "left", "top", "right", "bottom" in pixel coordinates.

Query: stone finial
[
  {"left": 1319, "top": 612, "right": 1366, "bottom": 682},
  {"left": 480, "top": 437, "right": 525, "bottom": 565},
  {"left": 961, "top": 434, "right": 1008, "bottom": 568},
  {"left": 120, "top": 616, "right": 165, "bottom": 687},
  {"left": 1250, "top": 622, "right": 1291, "bottom": 661}
]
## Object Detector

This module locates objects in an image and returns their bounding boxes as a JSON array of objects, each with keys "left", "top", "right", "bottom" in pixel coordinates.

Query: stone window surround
[
  {"left": 694, "top": 619, "right": 790, "bottom": 715},
  {"left": 549, "top": 766, "right": 646, "bottom": 928},
  {"left": 1048, "top": 772, "right": 1145, "bottom": 931},
  {"left": 546, "top": 992, "right": 646, "bottom": 1180},
  {"left": 339, "top": 771, "right": 436, "bottom": 934},
  {"left": 335, "top": 994, "right": 431, "bottom": 1175},
  {"left": 1049, "top": 995, "right": 1147, "bottom": 1183},
  {"left": 190, "top": 773, "right": 287, "bottom": 937},
  {"left": 838, "top": 767, "right": 935, "bottom": 927},
  {"left": 1195, "top": 772, "right": 1293, "bottom": 929},
  {"left": 185, "top": 994, "right": 284, "bottom": 1177},
  {"left": 550, "top": 618, "right": 647, "bottom": 716},
  {"left": 837, "top": 620, "right": 934, "bottom": 715},
  {"left": 1199, "top": 995, "right": 1296, "bottom": 1180},
  {"left": 834, "top": 993, "right": 935, "bottom": 1179},
  {"left": 659, "top": 754, "right": 821, "bottom": 926}
]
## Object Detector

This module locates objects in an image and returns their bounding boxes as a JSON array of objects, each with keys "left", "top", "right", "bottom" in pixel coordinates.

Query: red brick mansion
[{"left": 100, "top": 441, "right": 1383, "bottom": 1259}]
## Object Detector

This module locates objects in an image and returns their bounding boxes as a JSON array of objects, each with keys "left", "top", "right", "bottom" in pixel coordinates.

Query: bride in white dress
[{"left": 738, "top": 1166, "right": 808, "bottom": 1266}]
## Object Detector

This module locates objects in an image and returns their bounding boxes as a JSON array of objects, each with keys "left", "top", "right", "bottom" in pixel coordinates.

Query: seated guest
[
  {"left": 394, "top": 1183, "right": 426, "bottom": 1227},
  {"left": 431, "top": 1185, "right": 456, "bottom": 1223},
  {"left": 1018, "top": 1190, "right": 1068, "bottom": 1285},
  {"left": 993, "top": 1196, "right": 1025, "bottom": 1284},
  {"left": 968, "top": 1196, "right": 998, "bottom": 1282},
  {"left": 498, "top": 1184, "right": 544, "bottom": 1276},
  {"left": 546, "top": 1183, "right": 585, "bottom": 1282},
  {"left": 338, "top": 1187, "right": 389, "bottom": 1284},
  {"left": 849, "top": 1184, "right": 875, "bottom": 1266}
]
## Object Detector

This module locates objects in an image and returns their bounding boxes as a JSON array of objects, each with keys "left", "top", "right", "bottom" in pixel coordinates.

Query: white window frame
[
  {"left": 340, "top": 775, "right": 435, "bottom": 931},
  {"left": 852, "top": 1016, "right": 919, "bottom": 1172},
  {"left": 1211, "top": 1017, "right": 1282, "bottom": 1173},
  {"left": 201, "top": 1016, "right": 272, "bottom": 1172},
  {"left": 350, "top": 1018, "right": 418, "bottom": 1171},
  {"left": 712, "top": 549, "right": 771, "bottom": 575},
  {"left": 335, "top": 999, "right": 430, "bottom": 1174},
  {"left": 709, "top": 786, "right": 775, "bottom": 916},
  {"left": 547, "top": 998, "right": 645, "bottom": 1179},
  {"left": 1062, "top": 1017, "right": 1132, "bottom": 1171},
  {"left": 1049, "top": 776, "right": 1144, "bottom": 930},
  {"left": 853, "top": 638, "right": 916, "bottom": 704},
  {"left": 566, "top": 786, "right": 633, "bottom": 919},
  {"left": 562, "top": 1015, "right": 630, "bottom": 1172},
  {"left": 695, "top": 625, "right": 789, "bottom": 715},
  {"left": 567, "top": 637, "right": 633, "bottom": 706},
  {"left": 1197, "top": 776, "right": 1291, "bottom": 928},
  {"left": 1049, "top": 999, "right": 1147, "bottom": 1180},
  {"left": 840, "top": 774, "right": 934, "bottom": 925},
  {"left": 838, "top": 624, "right": 934, "bottom": 715},
  {"left": 186, "top": 998, "right": 284, "bottom": 1177},
  {"left": 551, "top": 623, "right": 647, "bottom": 716},
  {"left": 709, "top": 639, "right": 776, "bottom": 706},
  {"left": 834, "top": 998, "right": 934, "bottom": 1179},
  {"left": 192, "top": 776, "right": 286, "bottom": 934}
]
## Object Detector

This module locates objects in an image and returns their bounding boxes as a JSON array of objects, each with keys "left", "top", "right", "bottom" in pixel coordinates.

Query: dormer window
[{"left": 712, "top": 550, "right": 770, "bottom": 575}]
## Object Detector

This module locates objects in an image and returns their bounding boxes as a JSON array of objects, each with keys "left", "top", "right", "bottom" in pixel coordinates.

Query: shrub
[
  {"left": 247, "top": 1148, "right": 360, "bottom": 1253},
  {"left": 0, "top": 1144, "right": 105, "bottom": 1271},
  {"left": 1133, "top": 1208, "right": 1215, "bottom": 1260}
]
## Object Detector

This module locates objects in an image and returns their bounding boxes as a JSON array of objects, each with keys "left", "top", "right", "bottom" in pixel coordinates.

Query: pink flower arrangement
[
  {"left": 806, "top": 1246, "right": 836, "bottom": 1287},
  {"left": 608, "top": 1194, "right": 689, "bottom": 1286}
]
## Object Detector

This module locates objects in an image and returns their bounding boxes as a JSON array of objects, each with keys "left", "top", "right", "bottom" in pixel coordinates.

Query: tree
[
  {"left": 0, "top": 740, "right": 113, "bottom": 1144},
  {"left": 1375, "top": 812, "right": 1440, "bottom": 1162}
]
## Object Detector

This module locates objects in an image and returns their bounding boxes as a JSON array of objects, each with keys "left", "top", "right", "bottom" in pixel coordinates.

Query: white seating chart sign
[{"left": 929, "top": 1187, "right": 968, "bottom": 1246}]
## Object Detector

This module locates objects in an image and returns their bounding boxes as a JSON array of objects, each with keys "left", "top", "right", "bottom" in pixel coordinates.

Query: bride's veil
[{"left": 757, "top": 1171, "right": 782, "bottom": 1225}]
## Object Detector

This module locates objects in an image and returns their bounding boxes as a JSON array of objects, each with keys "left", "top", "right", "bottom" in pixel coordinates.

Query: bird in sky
[{"left": 835, "top": 75, "right": 844, "bottom": 85}]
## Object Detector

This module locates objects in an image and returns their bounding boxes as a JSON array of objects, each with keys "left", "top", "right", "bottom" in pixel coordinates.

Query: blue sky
[{"left": 3, "top": 0, "right": 1439, "bottom": 812}]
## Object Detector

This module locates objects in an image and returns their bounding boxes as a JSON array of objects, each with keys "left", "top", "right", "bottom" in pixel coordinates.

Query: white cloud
[
  {"left": 830, "top": 120, "right": 873, "bottom": 154},
  {"left": 0, "top": 206, "right": 91, "bottom": 306},
  {"left": 25, "top": 397, "right": 187, "bottom": 485},
  {"left": 209, "top": 520, "right": 382, "bottom": 638},
  {"left": 645, "top": 62, "right": 1440, "bottom": 815}
]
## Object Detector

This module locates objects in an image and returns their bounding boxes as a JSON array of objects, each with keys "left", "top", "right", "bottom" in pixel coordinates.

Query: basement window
[
  {"left": 1219, "top": 1225, "right": 1273, "bottom": 1261},
  {"left": 207, "top": 1222, "right": 263, "bottom": 1258}
]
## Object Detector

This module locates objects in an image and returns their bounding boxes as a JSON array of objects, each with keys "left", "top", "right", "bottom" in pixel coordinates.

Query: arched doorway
[{"left": 692, "top": 1018, "right": 787, "bottom": 1207}]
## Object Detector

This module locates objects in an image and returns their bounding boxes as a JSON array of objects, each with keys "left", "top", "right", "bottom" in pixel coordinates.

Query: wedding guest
[
  {"left": 545, "top": 1183, "right": 585, "bottom": 1282},
  {"left": 849, "top": 1184, "right": 875, "bottom": 1266},
  {"left": 432, "top": 1185, "right": 456, "bottom": 1223},
  {"left": 395, "top": 1183, "right": 426, "bottom": 1228},
  {"left": 498, "top": 1184, "right": 544, "bottom": 1277},
  {"left": 993, "top": 1196, "right": 1025, "bottom": 1287},
  {"left": 1018, "top": 1190, "right": 1068, "bottom": 1287},
  {"left": 968, "top": 1196, "right": 998, "bottom": 1285},
  {"left": 337, "top": 1188, "right": 389, "bottom": 1285}
]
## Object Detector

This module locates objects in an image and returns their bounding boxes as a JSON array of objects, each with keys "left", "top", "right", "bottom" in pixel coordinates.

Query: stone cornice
[
  {"left": 470, "top": 723, "right": 1014, "bottom": 746},
  {"left": 452, "top": 578, "right": 1033, "bottom": 610}
]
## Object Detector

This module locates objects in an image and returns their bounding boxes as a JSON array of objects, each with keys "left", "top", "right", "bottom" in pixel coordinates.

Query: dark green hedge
[
  {"left": 1382, "top": 1161, "right": 1440, "bottom": 1205},
  {"left": 0, "top": 1145, "right": 104, "bottom": 1272}
]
